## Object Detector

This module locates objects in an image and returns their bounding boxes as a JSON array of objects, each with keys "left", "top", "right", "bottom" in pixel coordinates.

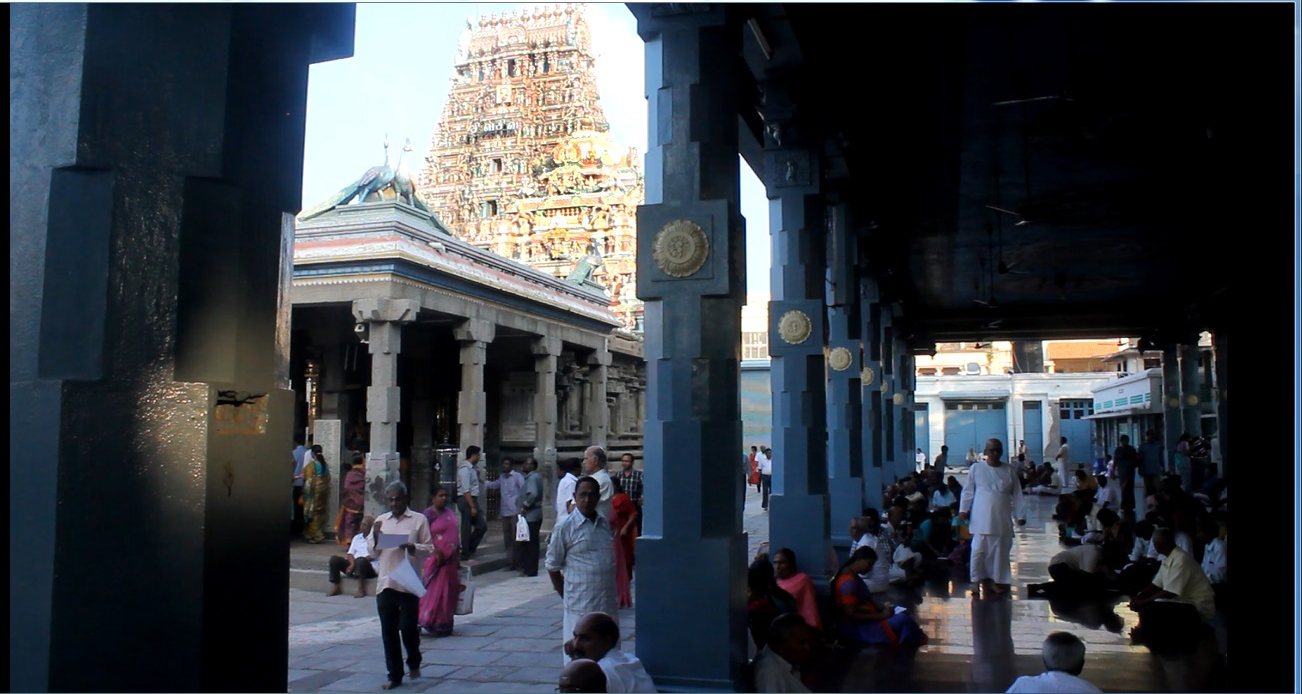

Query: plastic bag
[
  {"left": 455, "top": 565, "right": 475, "bottom": 615},
  {"left": 515, "top": 514, "right": 531, "bottom": 542},
  {"left": 387, "top": 557, "right": 426, "bottom": 598}
]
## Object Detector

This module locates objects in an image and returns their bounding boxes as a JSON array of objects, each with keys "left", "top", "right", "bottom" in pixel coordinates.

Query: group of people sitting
[
  {"left": 744, "top": 538, "right": 932, "bottom": 692},
  {"left": 1025, "top": 472, "right": 1227, "bottom": 654}
]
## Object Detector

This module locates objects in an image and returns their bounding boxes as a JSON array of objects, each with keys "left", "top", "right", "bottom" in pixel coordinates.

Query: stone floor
[{"left": 287, "top": 482, "right": 1226, "bottom": 693}]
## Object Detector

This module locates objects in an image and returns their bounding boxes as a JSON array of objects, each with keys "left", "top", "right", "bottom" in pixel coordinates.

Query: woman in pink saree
[{"left": 419, "top": 487, "right": 461, "bottom": 637}]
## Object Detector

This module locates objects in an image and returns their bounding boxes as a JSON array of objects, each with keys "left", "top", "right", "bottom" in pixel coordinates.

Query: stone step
[{"left": 288, "top": 534, "right": 551, "bottom": 594}]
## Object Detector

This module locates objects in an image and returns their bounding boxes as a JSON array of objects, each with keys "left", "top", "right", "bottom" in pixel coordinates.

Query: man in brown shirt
[{"left": 367, "top": 481, "right": 434, "bottom": 690}]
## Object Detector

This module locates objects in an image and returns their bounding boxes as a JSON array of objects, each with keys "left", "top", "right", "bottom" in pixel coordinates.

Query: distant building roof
[{"left": 1045, "top": 341, "right": 1120, "bottom": 361}]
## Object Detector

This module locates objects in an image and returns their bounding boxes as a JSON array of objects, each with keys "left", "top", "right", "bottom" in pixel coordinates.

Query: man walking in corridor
[{"left": 457, "top": 445, "right": 488, "bottom": 561}]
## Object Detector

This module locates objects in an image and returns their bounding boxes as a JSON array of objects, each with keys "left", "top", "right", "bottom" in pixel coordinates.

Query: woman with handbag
[{"left": 418, "top": 487, "right": 461, "bottom": 637}]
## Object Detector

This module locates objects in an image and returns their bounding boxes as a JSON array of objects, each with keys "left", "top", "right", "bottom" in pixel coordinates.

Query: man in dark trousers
[{"left": 518, "top": 457, "right": 545, "bottom": 576}]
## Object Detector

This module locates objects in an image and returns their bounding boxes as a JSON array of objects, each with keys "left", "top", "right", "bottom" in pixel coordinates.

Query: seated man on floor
[
  {"left": 1006, "top": 632, "right": 1102, "bottom": 693},
  {"left": 1093, "top": 474, "right": 1121, "bottom": 514},
  {"left": 566, "top": 612, "right": 655, "bottom": 693},
  {"left": 1128, "top": 528, "right": 1217, "bottom": 653},
  {"left": 327, "top": 515, "right": 376, "bottom": 597},
  {"left": 1028, "top": 463, "right": 1060, "bottom": 495},
  {"left": 1118, "top": 519, "right": 1162, "bottom": 593},
  {"left": 558, "top": 659, "right": 607, "bottom": 694},
  {"left": 753, "top": 613, "right": 816, "bottom": 693},
  {"left": 1197, "top": 516, "right": 1227, "bottom": 589},
  {"left": 1028, "top": 511, "right": 1121, "bottom": 599},
  {"left": 912, "top": 507, "right": 955, "bottom": 562}
]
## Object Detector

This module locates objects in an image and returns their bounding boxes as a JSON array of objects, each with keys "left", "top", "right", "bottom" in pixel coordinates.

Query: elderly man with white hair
[{"left": 1006, "top": 632, "right": 1102, "bottom": 693}]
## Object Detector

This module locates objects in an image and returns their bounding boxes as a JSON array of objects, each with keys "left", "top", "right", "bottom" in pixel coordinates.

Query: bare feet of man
[{"left": 326, "top": 584, "right": 341, "bottom": 597}]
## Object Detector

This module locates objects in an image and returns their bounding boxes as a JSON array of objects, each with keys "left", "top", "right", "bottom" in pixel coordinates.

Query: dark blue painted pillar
[
  {"left": 861, "top": 292, "right": 885, "bottom": 510},
  {"left": 825, "top": 201, "right": 862, "bottom": 556},
  {"left": 1212, "top": 331, "right": 1227, "bottom": 476},
  {"left": 632, "top": 7, "right": 747, "bottom": 690},
  {"left": 1161, "top": 345, "right": 1182, "bottom": 465},
  {"left": 879, "top": 308, "right": 902, "bottom": 483},
  {"left": 1179, "top": 343, "right": 1204, "bottom": 438},
  {"left": 765, "top": 90, "right": 830, "bottom": 581}
]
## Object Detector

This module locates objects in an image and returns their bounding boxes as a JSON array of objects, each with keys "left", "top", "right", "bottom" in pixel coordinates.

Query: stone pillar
[
  {"left": 825, "top": 202, "right": 863, "bottom": 556},
  {"left": 454, "top": 318, "right": 495, "bottom": 461},
  {"left": 766, "top": 91, "right": 830, "bottom": 585},
  {"left": 410, "top": 359, "right": 436, "bottom": 511},
  {"left": 1161, "top": 345, "right": 1182, "bottom": 465},
  {"left": 8, "top": 5, "right": 354, "bottom": 691},
  {"left": 313, "top": 418, "right": 345, "bottom": 537},
  {"left": 879, "top": 310, "right": 901, "bottom": 482},
  {"left": 861, "top": 293, "right": 886, "bottom": 510},
  {"left": 632, "top": 6, "right": 747, "bottom": 690},
  {"left": 354, "top": 298, "right": 417, "bottom": 518},
  {"left": 1178, "top": 343, "right": 1204, "bottom": 438},
  {"left": 1212, "top": 331, "right": 1227, "bottom": 475},
  {"left": 587, "top": 345, "right": 611, "bottom": 447},
  {"left": 902, "top": 351, "right": 917, "bottom": 472},
  {"left": 532, "top": 335, "right": 561, "bottom": 470}
]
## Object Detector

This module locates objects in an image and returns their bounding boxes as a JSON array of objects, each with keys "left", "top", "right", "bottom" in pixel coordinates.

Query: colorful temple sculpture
[{"left": 418, "top": 5, "right": 645, "bottom": 332}]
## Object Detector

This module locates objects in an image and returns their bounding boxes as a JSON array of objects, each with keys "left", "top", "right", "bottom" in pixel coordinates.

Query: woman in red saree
[
  {"left": 610, "top": 478, "right": 639, "bottom": 608},
  {"left": 419, "top": 487, "right": 461, "bottom": 637},
  {"left": 335, "top": 458, "right": 367, "bottom": 546}
]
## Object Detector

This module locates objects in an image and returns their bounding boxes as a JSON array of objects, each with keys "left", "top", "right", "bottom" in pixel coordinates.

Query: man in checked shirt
[
  {"left": 615, "top": 453, "right": 643, "bottom": 530},
  {"left": 547, "top": 476, "right": 620, "bottom": 664}
]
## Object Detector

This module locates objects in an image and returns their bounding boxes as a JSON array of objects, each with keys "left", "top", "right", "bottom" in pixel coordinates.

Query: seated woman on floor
[
  {"left": 748, "top": 557, "right": 798, "bottom": 651},
  {"left": 911, "top": 507, "right": 955, "bottom": 562},
  {"left": 772, "top": 548, "right": 824, "bottom": 633},
  {"left": 830, "top": 546, "right": 929, "bottom": 648}
]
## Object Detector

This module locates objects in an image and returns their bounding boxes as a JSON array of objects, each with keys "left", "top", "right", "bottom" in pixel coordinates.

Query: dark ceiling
[{"left": 733, "top": 3, "right": 1291, "bottom": 345}]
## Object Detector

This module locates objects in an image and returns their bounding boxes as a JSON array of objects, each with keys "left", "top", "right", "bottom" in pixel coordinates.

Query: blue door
[
  {"left": 915, "top": 404, "right": 930, "bottom": 465},
  {"left": 1023, "top": 400, "right": 1043, "bottom": 464},
  {"left": 1058, "top": 399, "right": 1096, "bottom": 469},
  {"left": 943, "top": 401, "right": 1009, "bottom": 464}
]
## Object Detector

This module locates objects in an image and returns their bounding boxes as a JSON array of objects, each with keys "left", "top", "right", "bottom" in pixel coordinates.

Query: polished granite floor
[{"left": 811, "top": 495, "right": 1227, "bottom": 693}]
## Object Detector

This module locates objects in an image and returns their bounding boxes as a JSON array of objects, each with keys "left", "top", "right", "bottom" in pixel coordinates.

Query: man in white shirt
[
  {"left": 753, "top": 613, "right": 814, "bottom": 693},
  {"left": 566, "top": 612, "right": 655, "bottom": 693},
  {"left": 1055, "top": 438, "right": 1072, "bottom": 488},
  {"left": 1198, "top": 518, "right": 1226, "bottom": 585},
  {"left": 367, "top": 482, "right": 434, "bottom": 690},
  {"left": 1093, "top": 475, "right": 1121, "bottom": 512},
  {"left": 556, "top": 457, "right": 580, "bottom": 522},
  {"left": 327, "top": 515, "right": 376, "bottom": 597},
  {"left": 915, "top": 448, "right": 927, "bottom": 473},
  {"left": 858, "top": 510, "right": 895, "bottom": 593},
  {"left": 457, "top": 445, "right": 488, "bottom": 561},
  {"left": 548, "top": 477, "right": 620, "bottom": 664},
  {"left": 1006, "top": 632, "right": 1102, "bottom": 693},
  {"left": 757, "top": 447, "right": 773, "bottom": 509},
  {"left": 584, "top": 445, "right": 614, "bottom": 519}
]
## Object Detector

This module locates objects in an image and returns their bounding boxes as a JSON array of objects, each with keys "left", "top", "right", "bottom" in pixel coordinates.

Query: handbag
[
  {"left": 515, "top": 514, "right": 531, "bottom": 542},
  {"left": 455, "top": 565, "right": 475, "bottom": 615},
  {"left": 387, "top": 557, "right": 426, "bottom": 598}
]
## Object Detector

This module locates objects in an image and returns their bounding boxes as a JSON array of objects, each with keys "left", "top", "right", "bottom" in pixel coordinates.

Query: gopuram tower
[{"left": 419, "top": 5, "right": 645, "bottom": 332}]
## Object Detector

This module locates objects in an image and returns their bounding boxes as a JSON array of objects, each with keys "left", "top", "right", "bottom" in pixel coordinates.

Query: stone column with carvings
[
  {"left": 454, "top": 319, "right": 495, "bottom": 461},
  {"left": 587, "top": 345, "right": 611, "bottom": 447},
  {"left": 631, "top": 6, "right": 747, "bottom": 690},
  {"left": 878, "top": 307, "right": 901, "bottom": 482},
  {"left": 765, "top": 77, "right": 831, "bottom": 585},
  {"left": 354, "top": 298, "right": 418, "bottom": 518},
  {"left": 532, "top": 335, "right": 560, "bottom": 470},
  {"left": 860, "top": 288, "right": 885, "bottom": 510}
]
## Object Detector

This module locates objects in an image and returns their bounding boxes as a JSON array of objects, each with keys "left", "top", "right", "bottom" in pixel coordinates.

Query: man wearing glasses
[
  {"left": 367, "top": 481, "right": 433, "bottom": 690},
  {"left": 547, "top": 476, "right": 619, "bottom": 664}
]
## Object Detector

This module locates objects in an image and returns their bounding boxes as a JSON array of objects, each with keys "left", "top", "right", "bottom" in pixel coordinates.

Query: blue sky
[{"left": 302, "top": 2, "right": 772, "bottom": 297}]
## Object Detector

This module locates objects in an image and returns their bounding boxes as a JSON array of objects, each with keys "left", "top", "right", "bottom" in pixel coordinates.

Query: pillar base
[
  {"left": 769, "top": 493, "right": 833, "bottom": 577},
  {"left": 635, "top": 534, "right": 747, "bottom": 692}
]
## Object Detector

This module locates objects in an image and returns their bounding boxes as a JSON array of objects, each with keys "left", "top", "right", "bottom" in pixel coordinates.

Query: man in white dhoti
[{"left": 959, "top": 438, "right": 1027, "bottom": 597}]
